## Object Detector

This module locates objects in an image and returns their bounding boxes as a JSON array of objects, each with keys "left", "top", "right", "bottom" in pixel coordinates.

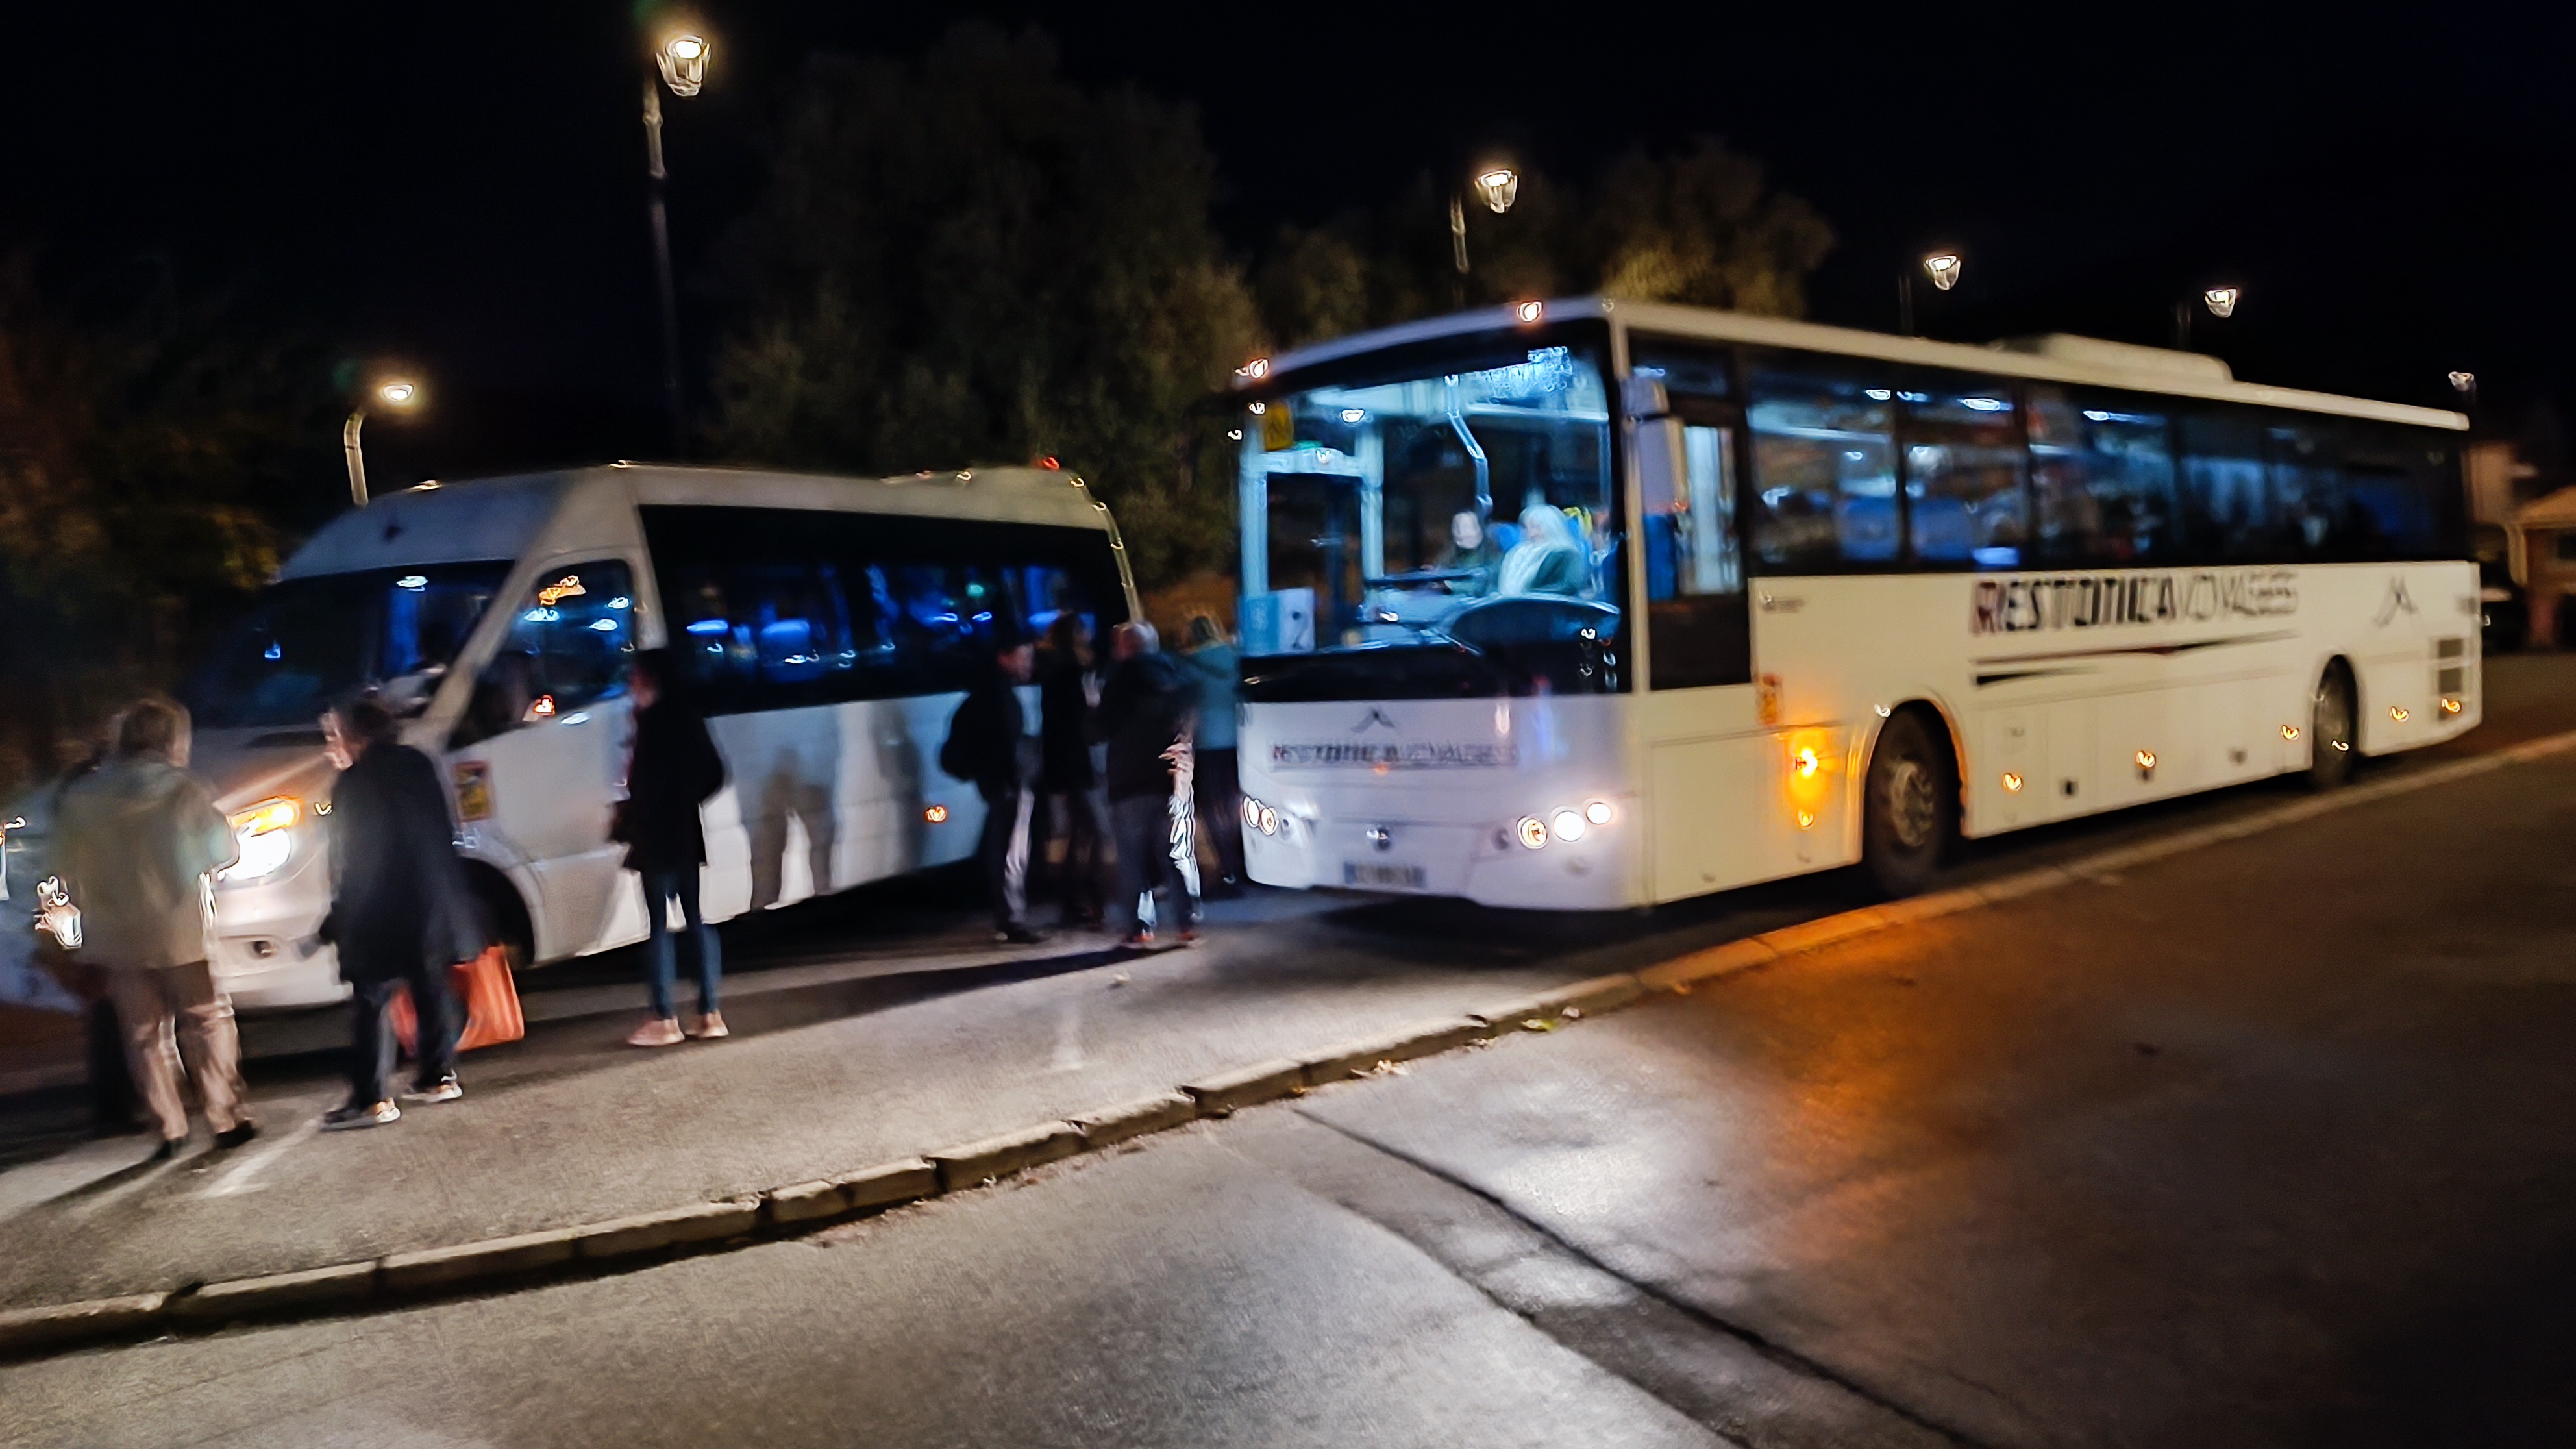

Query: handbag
[{"left": 388, "top": 945, "right": 527, "bottom": 1056}]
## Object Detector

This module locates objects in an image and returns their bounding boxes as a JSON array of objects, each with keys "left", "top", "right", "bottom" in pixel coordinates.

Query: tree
[
  {"left": 0, "top": 257, "right": 328, "bottom": 793},
  {"left": 705, "top": 25, "right": 1261, "bottom": 588},
  {"left": 1252, "top": 138, "right": 1833, "bottom": 345}
]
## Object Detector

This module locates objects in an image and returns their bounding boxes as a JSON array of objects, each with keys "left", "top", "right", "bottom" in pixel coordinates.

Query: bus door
[
  {"left": 1636, "top": 381, "right": 1752, "bottom": 691},
  {"left": 449, "top": 558, "right": 641, "bottom": 958}
]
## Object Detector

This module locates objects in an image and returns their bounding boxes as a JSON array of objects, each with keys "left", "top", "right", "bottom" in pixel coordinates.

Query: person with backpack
[
  {"left": 51, "top": 697, "right": 256, "bottom": 1157},
  {"left": 613, "top": 648, "right": 730, "bottom": 1048},
  {"left": 944, "top": 629, "right": 1042, "bottom": 945},
  {"left": 1093, "top": 622, "right": 1199, "bottom": 948}
]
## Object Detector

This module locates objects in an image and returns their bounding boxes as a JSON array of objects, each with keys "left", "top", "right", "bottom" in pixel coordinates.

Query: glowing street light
[
  {"left": 640, "top": 22, "right": 713, "bottom": 443},
  {"left": 2450, "top": 371, "right": 2477, "bottom": 408},
  {"left": 1450, "top": 162, "right": 1522, "bottom": 295},
  {"left": 345, "top": 378, "right": 424, "bottom": 509},
  {"left": 2203, "top": 285, "right": 2240, "bottom": 318},
  {"left": 656, "top": 32, "right": 710, "bottom": 95},
  {"left": 1898, "top": 251, "right": 1962, "bottom": 335},
  {"left": 2176, "top": 284, "right": 2244, "bottom": 348}
]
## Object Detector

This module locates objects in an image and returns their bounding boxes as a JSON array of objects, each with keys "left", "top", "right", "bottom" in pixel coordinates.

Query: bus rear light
[{"left": 1515, "top": 817, "right": 1548, "bottom": 850}]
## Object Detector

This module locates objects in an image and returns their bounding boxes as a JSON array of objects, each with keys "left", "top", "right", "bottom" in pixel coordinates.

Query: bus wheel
[
  {"left": 2305, "top": 662, "right": 2357, "bottom": 791},
  {"left": 467, "top": 865, "right": 535, "bottom": 971},
  {"left": 1863, "top": 710, "right": 1956, "bottom": 898}
]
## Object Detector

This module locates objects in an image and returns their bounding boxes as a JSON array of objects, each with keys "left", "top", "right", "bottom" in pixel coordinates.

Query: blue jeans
[{"left": 643, "top": 869, "right": 721, "bottom": 1020}]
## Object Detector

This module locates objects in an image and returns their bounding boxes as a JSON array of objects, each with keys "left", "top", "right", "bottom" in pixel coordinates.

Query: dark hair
[
  {"left": 116, "top": 697, "right": 189, "bottom": 760},
  {"left": 630, "top": 647, "right": 675, "bottom": 694},
  {"left": 1186, "top": 612, "right": 1226, "bottom": 649},
  {"left": 332, "top": 694, "right": 399, "bottom": 747}
]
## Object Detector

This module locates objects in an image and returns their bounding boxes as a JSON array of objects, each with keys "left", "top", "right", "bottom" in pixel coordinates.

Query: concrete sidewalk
[{"left": 0, "top": 880, "right": 1771, "bottom": 1313}]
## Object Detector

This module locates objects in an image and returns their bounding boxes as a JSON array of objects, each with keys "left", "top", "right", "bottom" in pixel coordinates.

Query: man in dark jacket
[
  {"left": 615, "top": 649, "right": 729, "bottom": 1047},
  {"left": 316, "top": 695, "right": 480, "bottom": 1130},
  {"left": 1037, "top": 613, "right": 1108, "bottom": 926},
  {"left": 944, "top": 630, "right": 1041, "bottom": 944},
  {"left": 1093, "top": 622, "right": 1199, "bottom": 948}
]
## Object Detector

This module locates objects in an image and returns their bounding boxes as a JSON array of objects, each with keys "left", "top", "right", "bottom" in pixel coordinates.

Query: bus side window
[
  {"left": 1745, "top": 357, "right": 1898, "bottom": 571},
  {"left": 2027, "top": 388, "right": 2178, "bottom": 567},
  {"left": 1902, "top": 379, "right": 2027, "bottom": 569},
  {"left": 2181, "top": 410, "right": 2277, "bottom": 560},
  {"left": 458, "top": 560, "right": 636, "bottom": 745}
]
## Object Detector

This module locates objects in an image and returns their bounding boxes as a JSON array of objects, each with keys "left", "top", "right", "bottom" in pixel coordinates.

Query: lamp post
[
  {"left": 2449, "top": 370, "right": 2478, "bottom": 410},
  {"left": 2175, "top": 285, "right": 2241, "bottom": 349},
  {"left": 642, "top": 28, "right": 710, "bottom": 446},
  {"left": 1448, "top": 165, "right": 1520, "bottom": 305},
  {"left": 344, "top": 379, "right": 423, "bottom": 508},
  {"left": 1898, "top": 251, "right": 1960, "bottom": 336}
]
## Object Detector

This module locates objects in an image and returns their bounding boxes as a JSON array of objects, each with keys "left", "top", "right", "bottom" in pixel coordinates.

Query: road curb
[{"left": 6, "top": 728, "right": 2569, "bottom": 1365}]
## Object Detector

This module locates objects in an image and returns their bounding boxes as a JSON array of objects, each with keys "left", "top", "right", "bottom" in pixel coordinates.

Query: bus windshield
[
  {"left": 184, "top": 563, "right": 510, "bottom": 730},
  {"left": 1237, "top": 334, "right": 1616, "bottom": 665}
]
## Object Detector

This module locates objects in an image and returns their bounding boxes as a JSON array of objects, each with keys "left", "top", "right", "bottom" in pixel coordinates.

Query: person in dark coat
[
  {"left": 316, "top": 695, "right": 480, "bottom": 1130},
  {"left": 1037, "top": 612, "right": 1109, "bottom": 926},
  {"left": 943, "top": 630, "right": 1041, "bottom": 944},
  {"left": 1093, "top": 622, "right": 1200, "bottom": 948},
  {"left": 614, "top": 649, "right": 730, "bottom": 1047}
]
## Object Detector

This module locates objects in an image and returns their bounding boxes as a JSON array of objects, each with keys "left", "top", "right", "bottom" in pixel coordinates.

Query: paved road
[{"left": 4, "top": 656, "right": 2575, "bottom": 1446}]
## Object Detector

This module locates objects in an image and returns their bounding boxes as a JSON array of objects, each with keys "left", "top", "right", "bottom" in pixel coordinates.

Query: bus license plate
[{"left": 1343, "top": 861, "right": 1428, "bottom": 891}]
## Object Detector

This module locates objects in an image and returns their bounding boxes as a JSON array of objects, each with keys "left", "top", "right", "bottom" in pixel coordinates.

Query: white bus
[
  {"left": 184, "top": 464, "right": 1135, "bottom": 1010},
  {"left": 1221, "top": 299, "right": 2475, "bottom": 905}
]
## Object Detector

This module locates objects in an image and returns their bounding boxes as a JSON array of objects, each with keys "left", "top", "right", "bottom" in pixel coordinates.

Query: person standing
[
  {"left": 316, "top": 695, "right": 479, "bottom": 1130},
  {"left": 1037, "top": 613, "right": 1109, "bottom": 927},
  {"left": 615, "top": 649, "right": 729, "bottom": 1048},
  {"left": 944, "top": 629, "right": 1043, "bottom": 945},
  {"left": 1178, "top": 613, "right": 1245, "bottom": 899},
  {"left": 1093, "top": 622, "right": 1198, "bottom": 948},
  {"left": 53, "top": 697, "right": 256, "bottom": 1158}
]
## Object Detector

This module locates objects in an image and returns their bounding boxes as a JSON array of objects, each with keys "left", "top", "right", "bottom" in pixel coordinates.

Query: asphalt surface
[{"left": 4, "top": 654, "right": 2575, "bottom": 1446}]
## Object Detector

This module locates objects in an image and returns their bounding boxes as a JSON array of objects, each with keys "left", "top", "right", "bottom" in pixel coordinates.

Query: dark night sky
[{"left": 10, "top": 2, "right": 2568, "bottom": 489}]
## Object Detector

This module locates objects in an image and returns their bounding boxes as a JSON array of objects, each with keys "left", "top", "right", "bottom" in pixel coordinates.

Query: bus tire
[
  {"left": 1862, "top": 709, "right": 1956, "bottom": 898},
  {"left": 465, "top": 863, "right": 536, "bottom": 971},
  {"left": 2305, "top": 661, "right": 2357, "bottom": 791}
]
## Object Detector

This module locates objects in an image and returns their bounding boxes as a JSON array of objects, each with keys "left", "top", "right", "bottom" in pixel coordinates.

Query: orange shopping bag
[{"left": 388, "top": 947, "right": 526, "bottom": 1056}]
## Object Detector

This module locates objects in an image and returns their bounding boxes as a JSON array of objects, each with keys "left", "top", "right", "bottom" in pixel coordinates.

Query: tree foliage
[
  {"left": 704, "top": 26, "right": 1261, "bottom": 588},
  {"left": 0, "top": 259, "right": 330, "bottom": 791},
  {"left": 1253, "top": 138, "right": 1833, "bottom": 349}
]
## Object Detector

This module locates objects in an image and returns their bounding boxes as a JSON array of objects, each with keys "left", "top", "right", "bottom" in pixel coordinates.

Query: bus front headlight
[{"left": 219, "top": 797, "right": 301, "bottom": 882}]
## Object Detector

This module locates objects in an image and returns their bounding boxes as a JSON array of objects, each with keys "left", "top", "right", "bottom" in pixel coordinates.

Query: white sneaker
[
  {"left": 626, "top": 1017, "right": 684, "bottom": 1048},
  {"left": 686, "top": 1012, "right": 729, "bottom": 1040}
]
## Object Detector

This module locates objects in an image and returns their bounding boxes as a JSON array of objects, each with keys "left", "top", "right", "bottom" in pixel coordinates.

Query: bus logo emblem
[{"left": 1354, "top": 706, "right": 1398, "bottom": 733}]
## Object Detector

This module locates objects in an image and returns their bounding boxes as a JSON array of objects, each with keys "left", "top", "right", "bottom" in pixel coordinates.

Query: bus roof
[
  {"left": 1248, "top": 298, "right": 2469, "bottom": 433},
  {"left": 280, "top": 462, "right": 1117, "bottom": 580}
]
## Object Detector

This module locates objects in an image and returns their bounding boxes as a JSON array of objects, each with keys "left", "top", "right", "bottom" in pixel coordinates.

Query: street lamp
[
  {"left": 1449, "top": 163, "right": 1520, "bottom": 301},
  {"left": 344, "top": 378, "right": 423, "bottom": 508},
  {"left": 2450, "top": 371, "right": 2477, "bottom": 408},
  {"left": 2175, "top": 284, "right": 2242, "bottom": 349},
  {"left": 1898, "top": 252, "right": 1961, "bottom": 336},
  {"left": 641, "top": 27, "right": 712, "bottom": 445}
]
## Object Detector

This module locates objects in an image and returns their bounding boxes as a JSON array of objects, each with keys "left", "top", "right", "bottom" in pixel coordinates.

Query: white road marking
[
  {"left": 193, "top": 1115, "right": 323, "bottom": 1199},
  {"left": 1050, "top": 997, "right": 1084, "bottom": 1072}
]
